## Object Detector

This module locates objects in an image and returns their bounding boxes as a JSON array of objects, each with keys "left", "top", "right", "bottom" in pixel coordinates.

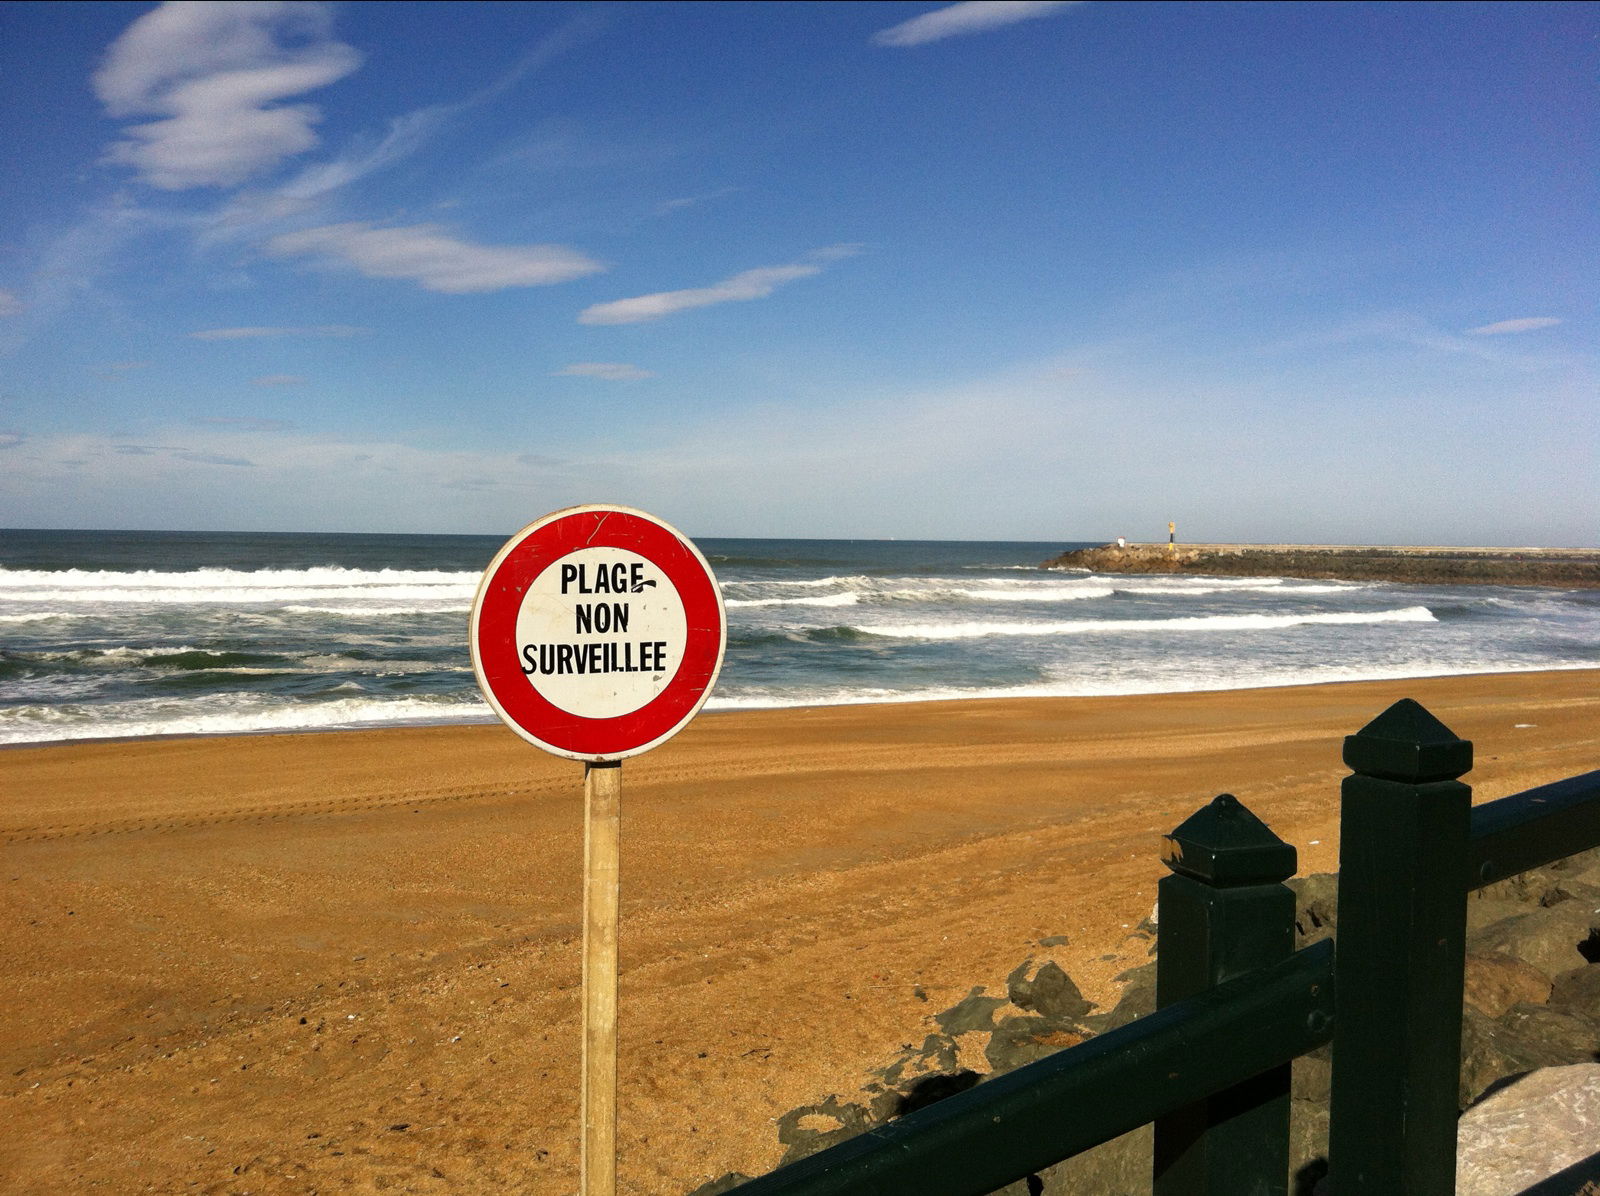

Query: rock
[
  {"left": 934, "top": 986, "right": 1007, "bottom": 1036},
  {"left": 866, "top": 1033, "right": 958, "bottom": 1088},
  {"left": 1082, "top": 962, "right": 1156, "bottom": 1034},
  {"left": 1564, "top": 860, "right": 1600, "bottom": 890},
  {"left": 985, "top": 1015, "right": 1086, "bottom": 1074},
  {"left": 1551, "top": 964, "right": 1600, "bottom": 1018},
  {"left": 1558, "top": 847, "right": 1600, "bottom": 875},
  {"left": 1461, "top": 1000, "right": 1600, "bottom": 1111},
  {"left": 1497, "top": 1003, "right": 1600, "bottom": 1068},
  {"left": 891, "top": 1069, "right": 982, "bottom": 1117},
  {"left": 1468, "top": 898, "right": 1534, "bottom": 932},
  {"left": 1457, "top": 1064, "right": 1600, "bottom": 1195},
  {"left": 1476, "top": 866, "right": 1567, "bottom": 907},
  {"left": 989, "top": 1176, "right": 1045, "bottom": 1196},
  {"left": 1464, "top": 953, "right": 1554, "bottom": 1018},
  {"left": 1129, "top": 901, "right": 1158, "bottom": 942},
  {"left": 1554, "top": 879, "right": 1600, "bottom": 915},
  {"left": 1006, "top": 959, "right": 1092, "bottom": 1024},
  {"left": 1468, "top": 905, "right": 1600, "bottom": 981},
  {"left": 774, "top": 1096, "right": 870, "bottom": 1165},
  {"left": 1034, "top": 1124, "right": 1150, "bottom": 1195},
  {"left": 1461, "top": 1007, "right": 1546, "bottom": 1109},
  {"left": 1041, "top": 545, "right": 1600, "bottom": 587},
  {"left": 686, "top": 1174, "right": 753, "bottom": 1195},
  {"left": 1287, "top": 873, "right": 1339, "bottom": 947},
  {"left": 1289, "top": 1097, "right": 1331, "bottom": 1195},
  {"left": 1291, "top": 1049, "right": 1332, "bottom": 1104}
]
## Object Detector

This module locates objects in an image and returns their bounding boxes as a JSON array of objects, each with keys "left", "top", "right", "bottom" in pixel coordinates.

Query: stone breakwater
[
  {"left": 695, "top": 849, "right": 1600, "bottom": 1195},
  {"left": 1043, "top": 544, "right": 1600, "bottom": 588}
]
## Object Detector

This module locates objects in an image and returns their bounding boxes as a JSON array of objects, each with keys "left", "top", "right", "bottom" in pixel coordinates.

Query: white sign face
[
  {"left": 471, "top": 505, "right": 726, "bottom": 761},
  {"left": 514, "top": 546, "right": 688, "bottom": 718}
]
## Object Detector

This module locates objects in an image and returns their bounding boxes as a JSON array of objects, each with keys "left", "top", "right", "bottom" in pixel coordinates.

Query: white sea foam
[
  {"left": 6, "top": 584, "right": 472, "bottom": 605},
  {"left": 282, "top": 603, "right": 471, "bottom": 616},
  {"left": 0, "top": 611, "right": 76, "bottom": 623},
  {"left": 0, "top": 693, "right": 494, "bottom": 745},
  {"left": 40, "top": 645, "right": 207, "bottom": 665},
  {"left": 705, "top": 661, "right": 1593, "bottom": 711},
  {"left": 724, "top": 576, "right": 1115, "bottom": 606},
  {"left": 721, "top": 574, "right": 874, "bottom": 592},
  {"left": 724, "top": 593, "right": 861, "bottom": 608},
  {"left": 858, "top": 606, "right": 1438, "bottom": 641},
  {"left": 946, "top": 585, "right": 1116, "bottom": 602},
  {"left": 0, "top": 566, "right": 476, "bottom": 606},
  {"left": 0, "top": 565, "right": 476, "bottom": 588}
]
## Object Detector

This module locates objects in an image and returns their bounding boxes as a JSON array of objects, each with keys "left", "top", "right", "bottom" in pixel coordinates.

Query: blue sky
[{"left": 0, "top": 1, "right": 1594, "bottom": 543}]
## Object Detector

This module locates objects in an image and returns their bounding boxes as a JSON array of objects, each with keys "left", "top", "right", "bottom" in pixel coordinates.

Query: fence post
[
  {"left": 1328, "top": 699, "right": 1473, "bottom": 1194},
  {"left": 1154, "top": 793, "right": 1298, "bottom": 1196}
]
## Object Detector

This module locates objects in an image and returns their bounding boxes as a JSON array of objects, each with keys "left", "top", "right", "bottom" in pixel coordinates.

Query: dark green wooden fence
[{"left": 725, "top": 698, "right": 1600, "bottom": 1196}]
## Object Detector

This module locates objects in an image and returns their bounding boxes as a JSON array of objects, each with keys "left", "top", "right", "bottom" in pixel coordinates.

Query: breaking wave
[{"left": 855, "top": 606, "right": 1438, "bottom": 641}]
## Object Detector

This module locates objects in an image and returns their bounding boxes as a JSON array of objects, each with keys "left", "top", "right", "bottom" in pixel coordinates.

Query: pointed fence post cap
[
  {"left": 1161, "top": 793, "right": 1296, "bottom": 886},
  {"left": 1343, "top": 698, "right": 1472, "bottom": 783}
]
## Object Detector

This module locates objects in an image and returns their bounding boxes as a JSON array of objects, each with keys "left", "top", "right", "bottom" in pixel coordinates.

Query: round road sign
[{"left": 470, "top": 505, "right": 726, "bottom": 761}]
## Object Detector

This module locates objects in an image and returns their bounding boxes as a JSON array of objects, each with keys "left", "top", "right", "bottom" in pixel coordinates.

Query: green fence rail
[{"left": 723, "top": 699, "right": 1600, "bottom": 1196}]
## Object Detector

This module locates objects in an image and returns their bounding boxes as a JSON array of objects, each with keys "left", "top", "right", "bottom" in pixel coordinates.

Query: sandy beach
[{"left": 3, "top": 670, "right": 1597, "bottom": 1194}]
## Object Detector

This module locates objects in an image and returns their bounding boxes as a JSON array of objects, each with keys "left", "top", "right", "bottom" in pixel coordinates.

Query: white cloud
[
  {"left": 655, "top": 187, "right": 741, "bottom": 217},
  {"left": 0, "top": 290, "right": 22, "bottom": 317},
  {"left": 808, "top": 243, "right": 866, "bottom": 262},
  {"left": 578, "top": 254, "right": 845, "bottom": 325},
  {"left": 554, "top": 362, "right": 656, "bottom": 381},
  {"left": 266, "top": 222, "right": 604, "bottom": 293},
  {"left": 94, "top": 1, "right": 362, "bottom": 189},
  {"left": 251, "top": 374, "right": 306, "bottom": 386},
  {"left": 176, "top": 451, "right": 255, "bottom": 467},
  {"left": 1465, "top": 317, "right": 1563, "bottom": 336},
  {"left": 190, "top": 324, "right": 367, "bottom": 340},
  {"left": 873, "top": 1, "right": 1082, "bottom": 47}
]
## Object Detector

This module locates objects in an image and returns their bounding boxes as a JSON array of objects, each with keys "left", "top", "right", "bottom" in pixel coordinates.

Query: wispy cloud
[
  {"left": 175, "top": 451, "right": 255, "bottom": 467},
  {"left": 554, "top": 362, "right": 655, "bottom": 381},
  {"left": 0, "top": 290, "right": 22, "bottom": 317},
  {"left": 94, "top": 1, "right": 362, "bottom": 190},
  {"left": 198, "top": 12, "right": 606, "bottom": 245},
  {"left": 655, "top": 187, "right": 740, "bottom": 217},
  {"left": 578, "top": 247, "right": 854, "bottom": 325},
  {"left": 1466, "top": 317, "right": 1563, "bottom": 336},
  {"left": 190, "top": 324, "right": 368, "bottom": 340},
  {"left": 266, "top": 222, "right": 604, "bottom": 293},
  {"left": 251, "top": 374, "right": 306, "bottom": 387},
  {"left": 873, "top": 1, "right": 1083, "bottom": 47},
  {"left": 272, "top": 106, "right": 451, "bottom": 204},
  {"left": 0, "top": 201, "right": 159, "bottom": 359},
  {"left": 809, "top": 242, "right": 867, "bottom": 262}
]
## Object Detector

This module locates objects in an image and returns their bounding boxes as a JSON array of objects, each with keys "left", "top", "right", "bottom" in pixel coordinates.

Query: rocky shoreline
[
  {"left": 697, "top": 849, "right": 1600, "bottom": 1195},
  {"left": 1042, "top": 543, "right": 1600, "bottom": 588}
]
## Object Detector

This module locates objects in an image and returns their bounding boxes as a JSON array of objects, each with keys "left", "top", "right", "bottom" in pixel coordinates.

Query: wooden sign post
[
  {"left": 583, "top": 760, "right": 622, "bottom": 1195},
  {"left": 470, "top": 506, "right": 726, "bottom": 1196}
]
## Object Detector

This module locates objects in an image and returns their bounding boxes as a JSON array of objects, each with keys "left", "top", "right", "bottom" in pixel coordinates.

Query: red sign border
[{"left": 470, "top": 505, "right": 726, "bottom": 761}]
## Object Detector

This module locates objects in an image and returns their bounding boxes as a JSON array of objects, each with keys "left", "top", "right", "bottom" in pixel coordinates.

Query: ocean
[{"left": 1, "top": 528, "right": 1595, "bottom": 746}]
